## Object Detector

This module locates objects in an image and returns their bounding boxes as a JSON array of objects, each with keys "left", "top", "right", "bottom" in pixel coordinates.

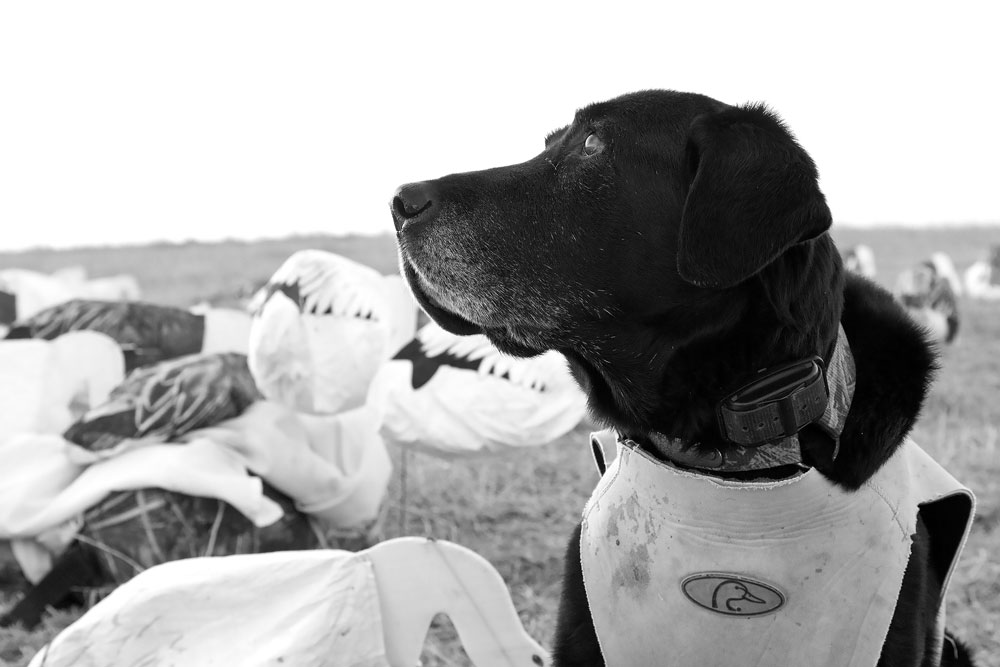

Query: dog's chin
[
  {"left": 400, "top": 260, "right": 548, "bottom": 357},
  {"left": 400, "top": 259, "right": 482, "bottom": 336}
]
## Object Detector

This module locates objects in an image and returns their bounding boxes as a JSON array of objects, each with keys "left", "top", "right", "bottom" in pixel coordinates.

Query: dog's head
[{"left": 392, "top": 90, "right": 841, "bottom": 437}]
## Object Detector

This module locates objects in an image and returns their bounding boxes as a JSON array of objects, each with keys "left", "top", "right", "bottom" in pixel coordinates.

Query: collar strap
[{"left": 625, "top": 325, "right": 856, "bottom": 474}]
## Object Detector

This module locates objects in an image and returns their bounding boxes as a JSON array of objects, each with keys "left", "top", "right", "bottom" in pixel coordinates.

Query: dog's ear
[{"left": 677, "top": 104, "right": 832, "bottom": 289}]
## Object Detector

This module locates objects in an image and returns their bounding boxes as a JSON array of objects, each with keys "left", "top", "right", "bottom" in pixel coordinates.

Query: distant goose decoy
[
  {"left": 842, "top": 244, "right": 877, "bottom": 279},
  {"left": 249, "top": 249, "right": 417, "bottom": 415},
  {"left": 367, "top": 322, "right": 589, "bottom": 457},
  {"left": 5, "top": 299, "right": 251, "bottom": 372},
  {"left": 964, "top": 244, "right": 1000, "bottom": 300},
  {"left": 895, "top": 260, "right": 960, "bottom": 344},
  {"left": 928, "top": 251, "right": 964, "bottom": 297}
]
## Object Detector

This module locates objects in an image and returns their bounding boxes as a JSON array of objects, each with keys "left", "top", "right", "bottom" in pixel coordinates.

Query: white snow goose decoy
[
  {"left": 4, "top": 299, "right": 251, "bottom": 372},
  {"left": 0, "top": 331, "right": 125, "bottom": 441},
  {"left": 29, "top": 537, "right": 550, "bottom": 667},
  {"left": 249, "top": 249, "right": 417, "bottom": 415},
  {"left": 964, "top": 244, "right": 1000, "bottom": 300},
  {"left": 927, "top": 251, "right": 964, "bottom": 298},
  {"left": 0, "top": 268, "right": 80, "bottom": 332},
  {"left": 62, "top": 350, "right": 388, "bottom": 576},
  {"left": 0, "top": 352, "right": 321, "bottom": 630},
  {"left": 366, "top": 321, "right": 589, "bottom": 457},
  {"left": 842, "top": 244, "right": 877, "bottom": 280},
  {"left": 895, "top": 259, "right": 961, "bottom": 344}
]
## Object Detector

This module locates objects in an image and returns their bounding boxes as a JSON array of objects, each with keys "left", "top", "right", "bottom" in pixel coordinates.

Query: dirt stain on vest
[
  {"left": 612, "top": 543, "right": 651, "bottom": 594},
  {"left": 605, "top": 491, "right": 654, "bottom": 595}
]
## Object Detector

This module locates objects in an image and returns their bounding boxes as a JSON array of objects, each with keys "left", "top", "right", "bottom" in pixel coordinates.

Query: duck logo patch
[{"left": 682, "top": 573, "right": 785, "bottom": 617}]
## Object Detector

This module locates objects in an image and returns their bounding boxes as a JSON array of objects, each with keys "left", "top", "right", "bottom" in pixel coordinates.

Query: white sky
[{"left": 1, "top": 1, "right": 998, "bottom": 252}]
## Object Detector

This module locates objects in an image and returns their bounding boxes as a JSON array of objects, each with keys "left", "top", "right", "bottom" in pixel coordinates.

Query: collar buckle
[{"left": 717, "top": 356, "right": 829, "bottom": 447}]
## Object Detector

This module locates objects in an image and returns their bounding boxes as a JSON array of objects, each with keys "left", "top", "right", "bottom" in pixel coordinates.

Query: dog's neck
[
  {"left": 621, "top": 325, "right": 856, "bottom": 478},
  {"left": 575, "top": 274, "right": 936, "bottom": 490}
]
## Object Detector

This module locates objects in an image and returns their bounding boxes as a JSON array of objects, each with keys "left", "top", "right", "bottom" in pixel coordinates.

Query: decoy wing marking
[
  {"left": 267, "top": 250, "right": 388, "bottom": 320},
  {"left": 416, "top": 324, "right": 567, "bottom": 392}
]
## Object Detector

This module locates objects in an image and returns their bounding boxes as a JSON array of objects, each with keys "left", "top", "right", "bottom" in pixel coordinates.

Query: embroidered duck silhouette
[{"left": 711, "top": 579, "right": 767, "bottom": 613}]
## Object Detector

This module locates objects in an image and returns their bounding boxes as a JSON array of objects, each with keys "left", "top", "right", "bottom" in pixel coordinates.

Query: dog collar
[{"left": 606, "top": 325, "right": 855, "bottom": 474}]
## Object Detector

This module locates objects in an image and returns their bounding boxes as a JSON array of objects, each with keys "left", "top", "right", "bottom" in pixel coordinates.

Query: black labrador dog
[{"left": 390, "top": 90, "right": 977, "bottom": 666}]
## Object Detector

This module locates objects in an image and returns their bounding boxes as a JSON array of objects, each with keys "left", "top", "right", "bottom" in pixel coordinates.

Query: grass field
[{"left": 1, "top": 225, "right": 999, "bottom": 666}]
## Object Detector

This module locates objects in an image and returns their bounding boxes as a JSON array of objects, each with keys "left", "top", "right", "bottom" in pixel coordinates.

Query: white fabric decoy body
[
  {"left": 367, "top": 321, "right": 589, "bottom": 457},
  {"left": 29, "top": 537, "right": 550, "bottom": 667},
  {"left": 964, "top": 244, "right": 1000, "bottom": 300},
  {"left": 0, "top": 269, "right": 80, "bottom": 329},
  {"left": 0, "top": 352, "right": 315, "bottom": 591},
  {"left": 842, "top": 244, "right": 877, "bottom": 279},
  {"left": 0, "top": 342, "right": 392, "bottom": 616},
  {"left": 59, "top": 352, "right": 353, "bottom": 569},
  {"left": 4, "top": 299, "right": 251, "bottom": 372},
  {"left": 249, "top": 249, "right": 418, "bottom": 415},
  {"left": 895, "top": 259, "right": 961, "bottom": 344},
  {"left": 0, "top": 331, "right": 125, "bottom": 441}
]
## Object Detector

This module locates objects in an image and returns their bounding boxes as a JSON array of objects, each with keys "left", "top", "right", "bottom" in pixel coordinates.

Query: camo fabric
[
  {"left": 5, "top": 299, "right": 205, "bottom": 371},
  {"left": 63, "top": 353, "right": 261, "bottom": 451},
  {"left": 817, "top": 325, "right": 856, "bottom": 441}
]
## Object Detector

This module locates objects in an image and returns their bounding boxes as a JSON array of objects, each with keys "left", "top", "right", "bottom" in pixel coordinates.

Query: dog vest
[{"left": 580, "top": 438, "right": 974, "bottom": 667}]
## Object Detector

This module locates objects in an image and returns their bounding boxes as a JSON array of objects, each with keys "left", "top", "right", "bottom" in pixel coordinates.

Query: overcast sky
[{"left": 1, "top": 1, "right": 997, "bottom": 251}]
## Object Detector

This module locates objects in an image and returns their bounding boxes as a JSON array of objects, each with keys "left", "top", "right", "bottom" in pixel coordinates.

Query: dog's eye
[{"left": 583, "top": 133, "right": 603, "bottom": 156}]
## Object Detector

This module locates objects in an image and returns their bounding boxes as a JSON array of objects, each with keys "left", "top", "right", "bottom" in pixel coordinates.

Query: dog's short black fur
[{"left": 391, "top": 90, "right": 977, "bottom": 666}]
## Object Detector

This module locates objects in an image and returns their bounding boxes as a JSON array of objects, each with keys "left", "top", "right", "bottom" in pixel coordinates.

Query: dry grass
[{"left": 1, "top": 225, "right": 999, "bottom": 666}]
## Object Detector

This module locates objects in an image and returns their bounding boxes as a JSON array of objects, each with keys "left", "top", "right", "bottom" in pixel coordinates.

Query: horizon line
[{"left": 1, "top": 221, "right": 999, "bottom": 255}]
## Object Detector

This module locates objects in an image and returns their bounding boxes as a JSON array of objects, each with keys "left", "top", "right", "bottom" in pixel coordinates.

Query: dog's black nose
[{"left": 391, "top": 181, "right": 437, "bottom": 232}]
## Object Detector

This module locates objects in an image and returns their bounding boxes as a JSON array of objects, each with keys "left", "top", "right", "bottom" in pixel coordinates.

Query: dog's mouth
[
  {"left": 397, "top": 254, "right": 550, "bottom": 357},
  {"left": 398, "top": 256, "right": 483, "bottom": 336}
]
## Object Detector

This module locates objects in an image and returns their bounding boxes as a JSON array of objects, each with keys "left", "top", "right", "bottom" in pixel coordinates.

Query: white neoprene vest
[{"left": 580, "top": 438, "right": 974, "bottom": 667}]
